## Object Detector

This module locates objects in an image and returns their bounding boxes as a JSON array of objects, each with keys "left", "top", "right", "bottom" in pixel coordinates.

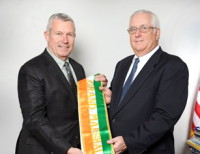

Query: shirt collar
[
  {"left": 46, "top": 47, "right": 69, "bottom": 68},
  {"left": 133, "top": 45, "right": 159, "bottom": 62}
]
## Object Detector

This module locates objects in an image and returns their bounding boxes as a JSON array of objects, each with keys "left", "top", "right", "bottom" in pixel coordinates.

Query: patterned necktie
[
  {"left": 64, "top": 62, "right": 77, "bottom": 95},
  {"left": 118, "top": 58, "right": 140, "bottom": 106}
]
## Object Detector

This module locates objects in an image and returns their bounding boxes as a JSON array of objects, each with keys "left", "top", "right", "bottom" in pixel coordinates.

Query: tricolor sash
[{"left": 77, "top": 75, "right": 114, "bottom": 154}]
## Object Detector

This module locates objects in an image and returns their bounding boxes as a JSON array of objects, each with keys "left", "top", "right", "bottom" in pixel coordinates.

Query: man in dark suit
[
  {"left": 106, "top": 10, "right": 189, "bottom": 154},
  {"left": 16, "top": 13, "right": 107, "bottom": 154}
]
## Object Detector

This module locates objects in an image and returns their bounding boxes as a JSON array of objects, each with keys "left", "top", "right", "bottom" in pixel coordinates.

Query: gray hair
[
  {"left": 46, "top": 13, "right": 75, "bottom": 32},
  {"left": 130, "top": 10, "right": 160, "bottom": 29}
]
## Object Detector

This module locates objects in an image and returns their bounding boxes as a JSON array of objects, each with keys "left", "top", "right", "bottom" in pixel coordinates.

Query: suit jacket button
[
  {"left": 75, "top": 136, "right": 79, "bottom": 139},
  {"left": 112, "top": 119, "right": 116, "bottom": 122}
]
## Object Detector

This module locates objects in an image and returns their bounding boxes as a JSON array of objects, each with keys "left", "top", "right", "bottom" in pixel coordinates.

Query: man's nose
[
  {"left": 62, "top": 35, "right": 69, "bottom": 43},
  {"left": 135, "top": 28, "right": 141, "bottom": 37}
]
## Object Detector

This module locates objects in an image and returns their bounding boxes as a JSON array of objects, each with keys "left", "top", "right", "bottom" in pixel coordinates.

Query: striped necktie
[{"left": 64, "top": 62, "right": 77, "bottom": 95}]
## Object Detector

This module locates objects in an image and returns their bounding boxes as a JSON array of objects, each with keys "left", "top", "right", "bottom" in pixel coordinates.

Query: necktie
[
  {"left": 118, "top": 58, "right": 140, "bottom": 106},
  {"left": 64, "top": 62, "right": 77, "bottom": 95}
]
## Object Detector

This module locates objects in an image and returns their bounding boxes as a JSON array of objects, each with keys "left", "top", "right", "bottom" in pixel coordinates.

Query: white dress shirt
[{"left": 123, "top": 46, "right": 159, "bottom": 85}]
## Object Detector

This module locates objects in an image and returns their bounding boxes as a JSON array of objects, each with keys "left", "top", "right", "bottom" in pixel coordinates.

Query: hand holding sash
[
  {"left": 107, "top": 136, "right": 127, "bottom": 154},
  {"left": 67, "top": 147, "right": 83, "bottom": 154},
  {"left": 95, "top": 74, "right": 112, "bottom": 105}
]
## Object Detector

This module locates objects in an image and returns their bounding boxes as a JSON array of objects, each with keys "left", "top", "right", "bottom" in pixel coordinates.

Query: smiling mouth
[
  {"left": 135, "top": 40, "right": 143, "bottom": 43},
  {"left": 58, "top": 45, "right": 70, "bottom": 48}
]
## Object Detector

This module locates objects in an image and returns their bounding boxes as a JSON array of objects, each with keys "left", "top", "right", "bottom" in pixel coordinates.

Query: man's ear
[
  {"left": 156, "top": 28, "right": 160, "bottom": 41},
  {"left": 44, "top": 31, "right": 49, "bottom": 42}
]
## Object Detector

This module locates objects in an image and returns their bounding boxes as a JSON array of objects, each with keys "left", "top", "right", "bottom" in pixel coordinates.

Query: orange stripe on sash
[{"left": 78, "top": 78, "right": 94, "bottom": 153}]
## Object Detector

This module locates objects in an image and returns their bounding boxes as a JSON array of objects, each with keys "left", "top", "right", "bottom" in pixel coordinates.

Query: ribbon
[{"left": 77, "top": 75, "right": 114, "bottom": 154}]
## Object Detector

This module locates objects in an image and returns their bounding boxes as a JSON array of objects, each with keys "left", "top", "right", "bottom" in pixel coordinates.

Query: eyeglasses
[{"left": 127, "top": 25, "right": 158, "bottom": 34}]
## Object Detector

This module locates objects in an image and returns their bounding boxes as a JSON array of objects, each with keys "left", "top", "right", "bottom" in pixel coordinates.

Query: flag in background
[{"left": 191, "top": 87, "right": 200, "bottom": 137}]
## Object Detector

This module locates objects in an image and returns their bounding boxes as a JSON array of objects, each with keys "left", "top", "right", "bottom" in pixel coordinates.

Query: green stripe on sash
[{"left": 94, "top": 80, "right": 113, "bottom": 154}]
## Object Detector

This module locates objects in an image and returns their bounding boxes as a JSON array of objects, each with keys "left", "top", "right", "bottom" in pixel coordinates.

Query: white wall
[{"left": 0, "top": 0, "right": 200, "bottom": 153}]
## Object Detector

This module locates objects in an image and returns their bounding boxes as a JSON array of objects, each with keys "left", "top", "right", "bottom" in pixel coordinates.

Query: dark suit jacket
[
  {"left": 16, "top": 49, "right": 85, "bottom": 154},
  {"left": 109, "top": 47, "right": 188, "bottom": 154}
]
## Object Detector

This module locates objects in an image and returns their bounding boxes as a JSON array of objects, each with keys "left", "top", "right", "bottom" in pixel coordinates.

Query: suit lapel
[
  {"left": 113, "top": 49, "right": 163, "bottom": 116},
  {"left": 69, "top": 58, "right": 83, "bottom": 81},
  {"left": 42, "top": 50, "right": 77, "bottom": 101},
  {"left": 112, "top": 56, "right": 133, "bottom": 109}
]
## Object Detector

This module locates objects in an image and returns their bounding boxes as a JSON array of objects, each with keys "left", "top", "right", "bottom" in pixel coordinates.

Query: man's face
[
  {"left": 44, "top": 19, "right": 75, "bottom": 61},
  {"left": 129, "top": 13, "right": 160, "bottom": 56}
]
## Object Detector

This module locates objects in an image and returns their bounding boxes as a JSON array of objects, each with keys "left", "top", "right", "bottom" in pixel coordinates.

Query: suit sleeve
[
  {"left": 123, "top": 59, "right": 189, "bottom": 153},
  {"left": 18, "top": 65, "right": 71, "bottom": 154}
]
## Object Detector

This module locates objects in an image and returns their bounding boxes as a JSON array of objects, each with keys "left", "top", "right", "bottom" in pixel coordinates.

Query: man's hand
[
  {"left": 99, "top": 87, "right": 112, "bottom": 104},
  {"left": 95, "top": 74, "right": 108, "bottom": 87},
  {"left": 67, "top": 147, "right": 83, "bottom": 154},
  {"left": 107, "top": 136, "right": 127, "bottom": 154},
  {"left": 95, "top": 74, "right": 112, "bottom": 104}
]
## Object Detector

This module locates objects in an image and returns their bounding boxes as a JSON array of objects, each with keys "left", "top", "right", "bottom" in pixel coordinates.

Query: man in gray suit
[
  {"left": 106, "top": 10, "right": 189, "bottom": 154},
  {"left": 16, "top": 13, "right": 107, "bottom": 154}
]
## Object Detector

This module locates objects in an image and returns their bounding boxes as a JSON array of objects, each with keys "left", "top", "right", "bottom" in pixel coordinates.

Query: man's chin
[{"left": 60, "top": 49, "right": 71, "bottom": 54}]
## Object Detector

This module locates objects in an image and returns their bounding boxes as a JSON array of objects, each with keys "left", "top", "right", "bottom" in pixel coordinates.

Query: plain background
[{"left": 0, "top": 0, "right": 200, "bottom": 153}]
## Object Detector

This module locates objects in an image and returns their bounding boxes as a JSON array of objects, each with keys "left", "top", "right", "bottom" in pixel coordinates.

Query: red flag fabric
[{"left": 191, "top": 87, "right": 200, "bottom": 137}]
